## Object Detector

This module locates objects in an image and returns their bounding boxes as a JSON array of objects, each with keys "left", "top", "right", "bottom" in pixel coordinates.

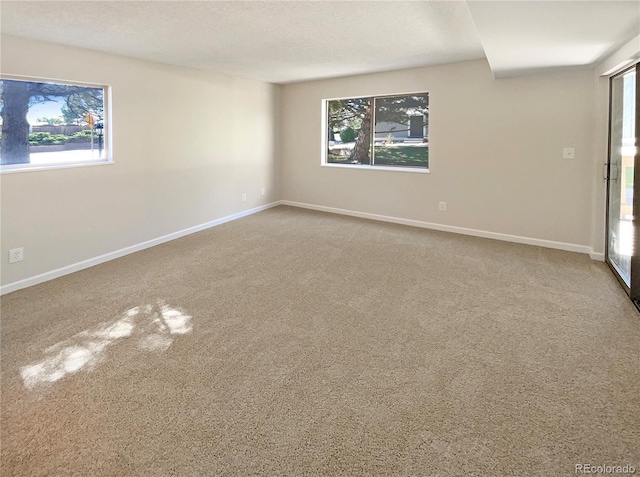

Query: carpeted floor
[{"left": 1, "top": 205, "right": 639, "bottom": 476}]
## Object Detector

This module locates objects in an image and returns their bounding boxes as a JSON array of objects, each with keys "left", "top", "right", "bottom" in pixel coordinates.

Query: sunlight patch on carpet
[
  {"left": 20, "top": 301, "right": 192, "bottom": 389},
  {"left": 138, "top": 334, "right": 173, "bottom": 352}
]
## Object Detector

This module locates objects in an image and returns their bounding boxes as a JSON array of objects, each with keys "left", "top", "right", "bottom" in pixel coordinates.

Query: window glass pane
[
  {"left": 607, "top": 69, "right": 636, "bottom": 285},
  {"left": 373, "top": 93, "right": 429, "bottom": 168},
  {"left": 1, "top": 78, "right": 106, "bottom": 168},
  {"left": 327, "top": 97, "right": 372, "bottom": 165}
]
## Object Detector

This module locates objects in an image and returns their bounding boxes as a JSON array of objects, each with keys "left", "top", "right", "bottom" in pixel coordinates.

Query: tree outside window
[
  {"left": 326, "top": 92, "right": 429, "bottom": 169},
  {"left": 0, "top": 77, "right": 107, "bottom": 168}
]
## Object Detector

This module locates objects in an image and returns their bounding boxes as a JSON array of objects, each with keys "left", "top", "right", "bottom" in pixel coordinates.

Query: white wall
[
  {"left": 0, "top": 35, "right": 281, "bottom": 287},
  {"left": 3, "top": 36, "right": 627, "bottom": 292},
  {"left": 281, "top": 59, "right": 596, "bottom": 251}
]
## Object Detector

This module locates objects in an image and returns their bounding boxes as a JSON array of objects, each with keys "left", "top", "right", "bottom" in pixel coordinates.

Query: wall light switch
[{"left": 563, "top": 148, "right": 575, "bottom": 159}]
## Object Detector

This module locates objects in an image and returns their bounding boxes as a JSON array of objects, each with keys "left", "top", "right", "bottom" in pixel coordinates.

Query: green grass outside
[
  {"left": 327, "top": 153, "right": 349, "bottom": 163},
  {"left": 328, "top": 146, "right": 428, "bottom": 168},
  {"left": 373, "top": 146, "right": 428, "bottom": 168}
]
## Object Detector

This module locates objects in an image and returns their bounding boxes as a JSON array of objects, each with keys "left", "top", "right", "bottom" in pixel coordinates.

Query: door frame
[{"left": 605, "top": 63, "right": 639, "bottom": 299}]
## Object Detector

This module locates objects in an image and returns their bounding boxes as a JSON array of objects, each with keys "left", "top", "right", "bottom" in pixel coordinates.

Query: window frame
[
  {"left": 0, "top": 74, "right": 112, "bottom": 174},
  {"left": 321, "top": 90, "right": 430, "bottom": 174}
]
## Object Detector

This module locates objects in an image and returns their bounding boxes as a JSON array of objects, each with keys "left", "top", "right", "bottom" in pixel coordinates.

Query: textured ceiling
[
  {"left": 1, "top": 1, "right": 638, "bottom": 84},
  {"left": 0, "top": 1, "right": 485, "bottom": 84}
]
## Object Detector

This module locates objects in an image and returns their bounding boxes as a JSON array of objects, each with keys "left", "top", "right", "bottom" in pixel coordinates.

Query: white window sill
[
  {"left": 1, "top": 159, "right": 114, "bottom": 174},
  {"left": 321, "top": 163, "right": 430, "bottom": 174}
]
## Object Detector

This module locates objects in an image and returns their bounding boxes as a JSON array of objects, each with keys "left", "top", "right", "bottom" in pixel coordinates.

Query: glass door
[{"left": 607, "top": 65, "right": 637, "bottom": 293}]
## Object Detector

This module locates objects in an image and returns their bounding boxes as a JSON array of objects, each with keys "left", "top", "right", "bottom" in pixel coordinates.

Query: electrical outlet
[
  {"left": 261, "top": 187, "right": 266, "bottom": 196},
  {"left": 563, "top": 147, "right": 575, "bottom": 159},
  {"left": 439, "top": 202, "right": 447, "bottom": 211},
  {"left": 9, "top": 247, "right": 23, "bottom": 263},
  {"left": 241, "top": 193, "right": 247, "bottom": 202}
]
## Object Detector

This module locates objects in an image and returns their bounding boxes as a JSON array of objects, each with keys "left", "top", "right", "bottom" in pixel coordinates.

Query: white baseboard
[
  {"left": 0, "top": 202, "right": 281, "bottom": 296},
  {"left": 1, "top": 200, "right": 604, "bottom": 295},
  {"left": 281, "top": 200, "right": 600, "bottom": 258}
]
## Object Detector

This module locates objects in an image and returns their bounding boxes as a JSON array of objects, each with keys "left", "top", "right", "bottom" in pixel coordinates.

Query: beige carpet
[{"left": 1, "top": 205, "right": 639, "bottom": 476}]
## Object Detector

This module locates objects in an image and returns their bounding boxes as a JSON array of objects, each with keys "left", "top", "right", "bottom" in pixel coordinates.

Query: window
[
  {"left": 325, "top": 92, "right": 429, "bottom": 170},
  {"left": 0, "top": 76, "right": 109, "bottom": 171}
]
